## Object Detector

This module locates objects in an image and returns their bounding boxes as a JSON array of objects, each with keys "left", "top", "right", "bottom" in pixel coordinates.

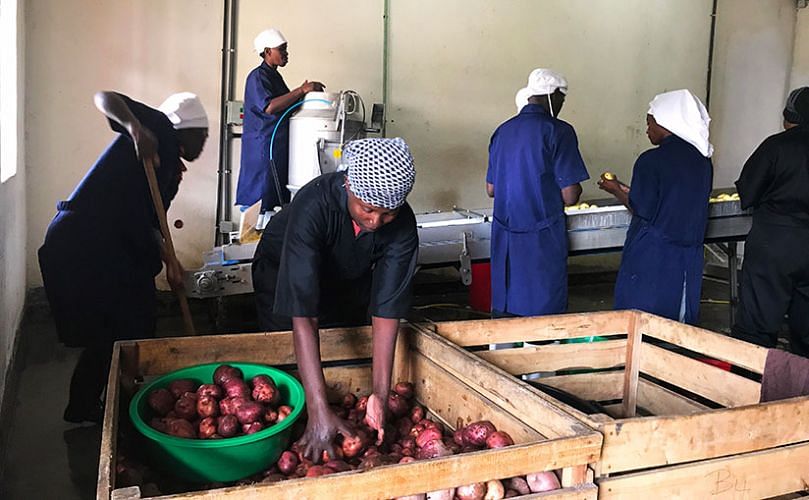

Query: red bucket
[{"left": 469, "top": 262, "right": 491, "bottom": 313}]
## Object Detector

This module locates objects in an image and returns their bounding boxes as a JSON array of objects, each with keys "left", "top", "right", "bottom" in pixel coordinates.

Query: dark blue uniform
[
  {"left": 38, "top": 94, "right": 182, "bottom": 418},
  {"left": 487, "top": 104, "right": 590, "bottom": 316},
  {"left": 614, "top": 135, "right": 713, "bottom": 324},
  {"left": 236, "top": 62, "right": 292, "bottom": 209}
]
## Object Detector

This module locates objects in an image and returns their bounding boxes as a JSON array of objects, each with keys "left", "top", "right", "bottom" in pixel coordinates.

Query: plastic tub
[{"left": 129, "top": 362, "right": 305, "bottom": 482}]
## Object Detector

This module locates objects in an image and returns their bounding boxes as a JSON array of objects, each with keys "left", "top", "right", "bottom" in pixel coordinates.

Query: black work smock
[
  {"left": 251, "top": 172, "right": 419, "bottom": 330},
  {"left": 38, "top": 94, "right": 183, "bottom": 347}
]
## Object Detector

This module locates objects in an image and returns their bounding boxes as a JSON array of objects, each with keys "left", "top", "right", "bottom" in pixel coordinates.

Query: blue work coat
[
  {"left": 38, "top": 94, "right": 181, "bottom": 347},
  {"left": 236, "top": 62, "right": 292, "bottom": 209},
  {"left": 487, "top": 104, "right": 590, "bottom": 316},
  {"left": 614, "top": 135, "right": 713, "bottom": 324}
]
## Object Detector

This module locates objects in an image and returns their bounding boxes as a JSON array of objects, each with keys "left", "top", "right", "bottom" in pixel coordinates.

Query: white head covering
[
  {"left": 159, "top": 92, "right": 208, "bottom": 130},
  {"left": 345, "top": 138, "right": 416, "bottom": 210},
  {"left": 254, "top": 28, "right": 287, "bottom": 55},
  {"left": 517, "top": 68, "right": 568, "bottom": 116},
  {"left": 648, "top": 89, "right": 713, "bottom": 158}
]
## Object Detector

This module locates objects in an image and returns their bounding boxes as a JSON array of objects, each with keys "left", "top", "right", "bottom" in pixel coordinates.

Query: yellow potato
[
  {"left": 579, "top": 203, "right": 590, "bottom": 210},
  {"left": 717, "top": 193, "right": 731, "bottom": 201},
  {"left": 603, "top": 172, "right": 615, "bottom": 180}
]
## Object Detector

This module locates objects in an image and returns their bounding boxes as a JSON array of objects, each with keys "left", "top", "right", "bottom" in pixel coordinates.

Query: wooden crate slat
[
  {"left": 639, "top": 343, "right": 760, "bottom": 407},
  {"left": 599, "top": 397, "right": 809, "bottom": 474},
  {"left": 98, "top": 343, "right": 122, "bottom": 500},
  {"left": 476, "top": 339, "right": 627, "bottom": 374},
  {"left": 431, "top": 311, "right": 631, "bottom": 346},
  {"left": 538, "top": 371, "right": 625, "bottom": 403},
  {"left": 636, "top": 379, "right": 708, "bottom": 416},
  {"left": 620, "top": 314, "right": 641, "bottom": 418},
  {"left": 638, "top": 313, "right": 768, "bottom": 373},
  {"left": 598, "top": 441, "right": 809, "bottom": 499},
  {"left": 409, "top": 327, "right": 600, "bottom": 441}
]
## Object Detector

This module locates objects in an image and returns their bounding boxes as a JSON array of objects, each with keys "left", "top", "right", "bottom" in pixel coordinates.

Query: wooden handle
[{"left": 142, "top": 157, "right": 196, "bottom": 335}]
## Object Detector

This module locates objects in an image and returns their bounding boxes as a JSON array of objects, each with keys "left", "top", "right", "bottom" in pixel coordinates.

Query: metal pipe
[
  {"left": 705, "top": 0, "right": 719, "bottom": 109},
  {"left": 215, "top": 0, "right": 239, "bottom": 245},
  {"left": 381, "top": 0, "right": 390, "bottom": 137}
]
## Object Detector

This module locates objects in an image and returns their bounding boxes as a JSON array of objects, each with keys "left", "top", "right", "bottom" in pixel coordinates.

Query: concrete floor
[{"left": 0, "top": 270, "right": 735, "bottom": 499}]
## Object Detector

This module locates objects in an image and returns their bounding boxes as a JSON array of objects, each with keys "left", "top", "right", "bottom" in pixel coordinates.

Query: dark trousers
[{"left": 731, "top": 222, "right": 809, "bottom": 356}]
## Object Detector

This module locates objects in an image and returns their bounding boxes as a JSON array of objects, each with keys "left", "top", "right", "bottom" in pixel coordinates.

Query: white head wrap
[
  {"left": 648, "top": 89, "right": 713, "bottom": 158},
  {"left": 254, "top": 28, "right": 287, "bottom": 55},
  {"left": 517, "top": 68, "right": 568, "bottom": 116},
  {"left": 344, "top": 138, "right": 416, "bottom": 210},
  {"left": 159, "top": 92, "right": 208, "bottom": 130}
]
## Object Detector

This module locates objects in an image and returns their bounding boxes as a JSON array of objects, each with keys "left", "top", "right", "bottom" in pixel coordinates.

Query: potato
[
  {"left": 456, "top": 482, "right": 486, "bottom": 500},
  {"left": 387, "top": 392, "right": 410, "bottom": 418},
  {"left": 485, "top": 431, "right": 514, "bottom": 449},
  {"left": 503, "top": 477, "right": 530, "bottom": 496},
  {"left": 263, "top": 408, "right": 279, "bottom": 424},
  {"left": 453, "top": 428, "right": 465, "bottom": 446},
  {"left": 342, "top": 392, "right": 358, "bottom": 409},
  {"left": 198, "top": 416, "right": 217, "bottom": 439},
  {"left": 415, "top": 439, "right": 454, "bottom": 460},
  {"left": 462, "top": 421, "right": 496, "bottom": 447},
  {"left": 393, "top": 381, "right": 415, "bottom": 399},
  {"left": 526, "top": 471, "right": 561, "bottom": 493},
  {"left": 219, "top": 397, "right": 246, "bottom": 416},
  {"left": 347, "top": 408, "right": 365, "bottom": 424},
  {"left": 484, "top": 480, "right": 505, "bottom": 500},
  {"left": 236, "top": 401, "right": 264, "bottom": 425},
  {"left": 197, "top": 395, "right": 219, "bottom": 419},
  {"left": 400, "top": 436, "right": 417, "bottom": 452},
  {"left": 213, "top": 364, "right": 243, "bottom": 386},
  {"left": 415, "top": 427, "right": 443, "bottom": 449},
  {"left": 174, "top": 395, "right": 198, "bottom": 420},
  {"left": 395, "top": 495, "right": 425, "bottom": 500},
  {"left": 425, "top": 489, "right": 455, "bottom": 500},
  {"left": 222, "top": 378, "right": 251, "bottom": 400},
  {"left": 341, "top": 429, "right": 371, "bottom": 458},
  {"left": 167, "top": 418, "right": 196, "bottom": 438},
  {"left": 399, "top": 456, "right": 416, "bottom": 464},
  {"left": 168, "top": 379, "right": 197, "bottom": 399},
  {"left": 147, "top": 388, "right": 175, "bottom": 417},
  {"left": 217, "top": 414, "right": 239, "bottom": 438},
  {"left": 196, "top": 383, "right": 223, "bottom": 400},
  {"left": 277, "top": 450, "right": 299, "bottom": 475},
  {"left": 355, "top": 395, "right": 369, "bottom": 411},
  {"left": 149, "top": 417, "right": 169, "bottom": 433},
  {"left": 321, "top": 447, "right": 344, "bottom": 463},
  {"left": 409, "top": 404, "right": 425, "bottom": 424},
  {"left": 358, "top": 454, "right": 396, "bottom": 470},
  {"left": 305, "top": 465, "right": 335, "bottom": 477},
  {"left": 251, "top": 374, "right": 281, "bottom": 405},
  {"left": 504, "top": 490, "right": 519, "bottom": 498},
  {"left": 261, "top": 473, "right": 286, "bottom": 484},
  {"left": 242, "top": 422, "right": 264, "bottom": 434},
  {"left": 276, "top": 405, "right": 293, "bottom": 422},
  {"left": 325, "top": 459, "right": 352, "bottom": 472}
]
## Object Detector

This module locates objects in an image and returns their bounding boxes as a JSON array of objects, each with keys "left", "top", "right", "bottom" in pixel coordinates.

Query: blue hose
[{"left": 269, "top": 98, "right": 333, "bottom": 160}]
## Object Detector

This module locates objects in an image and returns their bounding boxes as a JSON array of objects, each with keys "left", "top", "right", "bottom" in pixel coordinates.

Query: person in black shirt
[
  {"left": 731, "top": 87, "right": 809, "bottom": 355},
  {"left": 252, "top": 137, "right": 418, "bottom": 461}
]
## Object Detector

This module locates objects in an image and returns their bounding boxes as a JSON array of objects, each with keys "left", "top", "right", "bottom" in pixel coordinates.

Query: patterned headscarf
[{"left": 344, "top": 138, "right": 416, "bottom": 210}]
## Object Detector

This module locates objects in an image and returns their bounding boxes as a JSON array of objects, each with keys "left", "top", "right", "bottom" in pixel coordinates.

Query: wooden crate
[
  {"left": 97, "top": 324, "right": 601, "bottom": 499},
  {"left": 423, "top": 310, "right": 809, "bottom": 499}
]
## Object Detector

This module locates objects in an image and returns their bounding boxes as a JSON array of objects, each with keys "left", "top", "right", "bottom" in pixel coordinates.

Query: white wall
[
  {"left": 791, "top": 7, "right": 809, "bottom": 88},
  {"left": 710, "top": 0, "right": 798, "bottom": 188},
  {"left": 25, "top": 0, "right": 223, "bottom": 287},
  {"left": 0, "top": 0, "right": 26, "bottom": 411}
]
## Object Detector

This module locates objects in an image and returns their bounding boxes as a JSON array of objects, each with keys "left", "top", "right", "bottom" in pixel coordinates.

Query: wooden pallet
[
  {"left": 422, "top": 310, "right": 809, "bottom": 499},
  {"left": 97, "top": 324, "right": 601, "bottom": 499}
]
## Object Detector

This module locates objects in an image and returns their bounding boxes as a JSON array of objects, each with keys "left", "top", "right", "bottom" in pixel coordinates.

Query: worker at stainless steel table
[
  {"left": 731, "top": 87, "right": 809, "bottom": 355},
  {"left": 486, "top": 68, "right": 589, "bottom": 317},
  {"left": 38, "top": 92, "right": 209, "bottom": 424},
  {"left": 251, "top": 138, "right": 418, "bottom": 462},
  {"left": 235, "top": 28, "right": 324, "bottom": 229},
  {"left": 599, "top": 89, "right": 713, "bottom": 324}
]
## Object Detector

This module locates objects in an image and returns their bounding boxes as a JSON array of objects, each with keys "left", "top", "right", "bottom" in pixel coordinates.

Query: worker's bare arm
[
  {"left": 94, "top": 91, "right": 159, "bottom": 167},
  {"left": 486, "top": 182, "right": 495, "bottom": 198},
  {"left": 264, "top": 80, "right": 325, "bottom": 115}
]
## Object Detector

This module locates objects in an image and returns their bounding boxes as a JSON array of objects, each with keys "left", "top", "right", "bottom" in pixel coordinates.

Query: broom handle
[{"left": 142, "top": 157, "right": 196, "bottom": 335}]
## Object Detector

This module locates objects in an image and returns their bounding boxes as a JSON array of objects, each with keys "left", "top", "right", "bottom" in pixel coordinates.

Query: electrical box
[{"left": 226, "top": 100, "right": 244, "bottom": 125}]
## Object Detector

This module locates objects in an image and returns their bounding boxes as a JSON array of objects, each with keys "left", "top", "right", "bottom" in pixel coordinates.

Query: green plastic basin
[{"left": 129, "top": 362, "right": 305, "bottom": 483}]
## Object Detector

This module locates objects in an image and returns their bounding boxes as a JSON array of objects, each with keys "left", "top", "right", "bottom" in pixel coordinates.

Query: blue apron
[
  {"left": 614, "top": 135, "right": 713, "bottom": 324},
  {"left": 487, "top": 104, "right": 590, "bottom": 316},
  {"left": 236, "top": 62, "right": 292, "bottom": 209}
]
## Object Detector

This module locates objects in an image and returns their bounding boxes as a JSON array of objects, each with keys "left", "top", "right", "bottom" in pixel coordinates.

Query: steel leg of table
[{"left": 728, "top": 242, "right": 738, "bottom": 329}]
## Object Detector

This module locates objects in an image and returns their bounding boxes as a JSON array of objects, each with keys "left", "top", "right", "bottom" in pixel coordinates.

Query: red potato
[
  {"left": 276, "top": 405, "right": 293, "bottom": 422},
  {"left": 251, "top": 374, "right": 281, "bottom": 405},
  {"left": 362, "top": 446, "right": 380, "bottom": 459},
  {"left": 444, "top": 438, "right": 461, "bottom": 454},
  {"left": 387, "top": 392, "right": 410, "bottom": 418},
  {"left": 217, "top": 414, "right": 239, "bottom": 438},
  {"left": 342, "top": 392, "right": 358, "bottom": 409},
  {"left": 276, "top": 451, "right": 299, "bottom": 475},
  {"left": 358, "top": 454, "right": 396, "bottom": 470},
  {"left": 149, "top": 417, "right": 169, "bottom": 433},
  {"left": 147, "top": 388, "right": 175, "bottom": 417},
  {"left": 347, "top": 408, "right": 365, "bottom": 424},
  {"left": 325, "top": 459, "right": 352, "bottom": 472},
  {"left": 397, "top": 417, "right": 413, "bottom": 438},
  {"left": 503, "top": 477, "right": 530, "bottom": 496},
  {"left": 398, "top": 456, "right": 416, "bottom": 464},
  {"left": 341, "top": 429, "right": 371, "bottom": 459},
  {"left": 219, "top": 397, "right": 247, "bottom": 416},
  {"left": 415, "top": 439, "right": 454, "bottom": 460},
  {"left": 264, "top": 408, "right": 278, "bottom": 424},
  {"left": 168, "top": 379, "right": 197, "bottom": 399},
  {"left": 197, "top": 383, "right": 223, "bottom": 400},
  {"left": 261, "top": 473, "right": 286, "bottom": 484},
  {"left": 355, "top": 395, "right": 369, "bottom": 412},
  {"left": 484, "top": 480, "right": 505, "bottom": 500},
  {"left": 400, "top": 436, "right": 417, "bottom": 452},
  {"left": 167, "top": 418, "right": 196, "bottom": 438},
  {"left": 462, "top": 421, "right": 497, "bottom": 447},
  {"left": 174, "top": 395, "right": 198, "bottom": 420},
  {"left": 526, "top": 471, "right": 561, "bottom": 493},
  {"left": 425, "top": 489, "right": 455, "bottom": 500},
  {"left": 504, "top": 490, "right": 519, "bottom": 498},
  {"left": 198, "top": 417, "right": 217, "bottom": 438},
  {"left": 294, "top": 462, "right": 310, "bottom": 478},
  {"left": 236, "top": 401, "right": 264, "bottom": 425},
  {"left": 421, "top": 419, "right": 441, "bottom": 432},
  {"left": 393, "top": 381, "right": 415, "bottom": 399},
  {"left": 409, "top": 422, "right": 426, "bottom": 438},
  {"left": 461, "top": 444, "right": 482, "bottom": 453},
  {"left": 242, "top": 422, "right": 264, "bottom": 434},
  {"left": 196, "top": 395, "right": 219, "bottom": 419},
  {"left": 321, "top": 447, "right": 344, "bottom": 463},
  {"left": 306, "top": 465, "right": 336, "bottom": 477},
  {"left": 486, "top": 431, "right": 514, "bottom": 449},
  {"left": 415, "top": 427, "right": 443, "bottom": 449},
  {"left": 213, "top": 364, "right": 243, "bottom": 386},
  {"left": 409, "top": 405, "right": 425, "bottom": 424},
  {"left": 223, "top": 378, "right": 251, "bottom": 400},
  {"left": 456, "top": 482, "right": 487, "bottom": 500},
  {"left": 394, "top": 495, "right": 425, "bottom": 500},
  {"left": 453, "top": 429, "right": 465, "bottom": 446}
]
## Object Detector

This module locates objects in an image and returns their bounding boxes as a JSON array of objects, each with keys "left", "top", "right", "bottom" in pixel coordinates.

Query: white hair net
[
  {"left": 254, "top": 28, "right": 287, "bottom": 55},
  {"left": 516, "top": 69, "right": 568, "bottom": 116},
  {"left": 159, "top": 92, "right": 208, "bottom": 130},
  {"left": 648, "top": 89, "right": 713, "bottom": 158}
]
